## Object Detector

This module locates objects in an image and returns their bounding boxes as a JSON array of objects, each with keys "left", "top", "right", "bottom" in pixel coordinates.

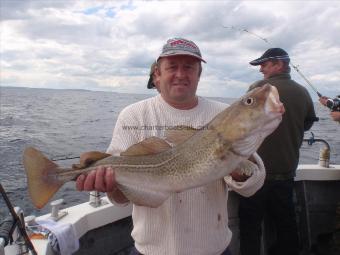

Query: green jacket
[{"left": 249, "top": 73, "right": 316, "bottom": 180}]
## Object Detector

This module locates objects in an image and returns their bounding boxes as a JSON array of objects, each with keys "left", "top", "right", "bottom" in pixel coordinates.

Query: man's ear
[
  {"left": 153, "top": 67, "right": 161, "bottom": 92},
  {"left": 153, "top": 73, "right": 160, "bottom": 86},
  {"left": 276, "top": 60, "right": 284, "bottom": 71},
  {"left": 155, "top": 66, "right": 161, "bottom": 76}
]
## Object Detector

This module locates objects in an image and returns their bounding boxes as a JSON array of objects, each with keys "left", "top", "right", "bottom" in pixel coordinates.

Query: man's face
[
  {"left": 259, "top": 60, "right": 282, "bottom": 79},
  {"left": 155, "top": 55, "right": 201, "bottom": 108}
]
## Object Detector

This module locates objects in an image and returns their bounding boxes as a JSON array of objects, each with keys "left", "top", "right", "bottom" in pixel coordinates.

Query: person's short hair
[
  {"left": 269, "top": 58, "right": 291, "bottom": 73},
  {"left": 147, "top": 61, "right": 157, "bottom": 89}
]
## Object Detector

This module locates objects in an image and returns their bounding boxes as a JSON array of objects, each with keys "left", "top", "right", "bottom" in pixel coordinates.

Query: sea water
[{"left": 0, "top": 87, "right": 339, "bottom": 218}]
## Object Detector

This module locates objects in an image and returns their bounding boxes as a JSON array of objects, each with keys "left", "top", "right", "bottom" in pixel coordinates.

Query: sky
[{"left": 1, "top": 0, "right": 339, "bottom": 100}]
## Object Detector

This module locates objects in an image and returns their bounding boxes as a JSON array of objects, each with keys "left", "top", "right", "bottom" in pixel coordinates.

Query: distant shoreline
[
  {"left": 0, "top": 86, "right": 236, "bottom": 101},
  {"left": 0, "top": 85, "right": 153, "bottom": 96}
]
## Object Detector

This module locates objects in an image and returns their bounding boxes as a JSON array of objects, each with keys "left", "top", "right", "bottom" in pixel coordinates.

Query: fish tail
[{"left": 23, "top": 147, "right": 63, "bottom": 209}]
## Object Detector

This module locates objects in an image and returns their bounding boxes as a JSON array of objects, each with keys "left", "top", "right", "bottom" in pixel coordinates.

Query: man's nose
[{"left": 175, "top": 66, "right": 186, "bottom": 78}]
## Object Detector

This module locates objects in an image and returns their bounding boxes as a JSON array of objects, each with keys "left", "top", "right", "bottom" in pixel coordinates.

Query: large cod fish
[{"left": 23, "top": 84, "right": 284, "bottom": 209}]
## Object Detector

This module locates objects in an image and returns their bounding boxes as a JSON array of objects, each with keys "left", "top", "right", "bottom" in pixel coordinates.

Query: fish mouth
[{"left": 265, "top": 85, "right": 285, "bottom": 115}]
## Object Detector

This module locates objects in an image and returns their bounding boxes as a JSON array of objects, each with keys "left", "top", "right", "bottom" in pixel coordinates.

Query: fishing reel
[{"left": 325, "top": 96, "right": 340, "bottom": 112}]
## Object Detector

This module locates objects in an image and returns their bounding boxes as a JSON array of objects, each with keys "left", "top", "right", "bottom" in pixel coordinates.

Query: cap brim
[
  {"left": 250, "top": 55, "right": 290, "bottom": 66},
  {"left": 158, "top": 50, "right": 206, "bottom": 63},
  {"left": 249, "top": 57, "right": 268, "bottom": 66}
]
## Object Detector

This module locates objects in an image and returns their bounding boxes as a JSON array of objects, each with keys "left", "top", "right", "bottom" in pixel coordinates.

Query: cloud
[{"left": 1, "top": 0, "right": 339, "bottom": 100}]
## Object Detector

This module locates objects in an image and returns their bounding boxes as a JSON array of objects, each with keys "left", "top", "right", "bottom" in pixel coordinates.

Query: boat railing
[
  {"left": 303, "top": 132, "right": 330, "bottom": 168},
  {"left": 0, "top": 238, "right": 5, "bottom": 255}
]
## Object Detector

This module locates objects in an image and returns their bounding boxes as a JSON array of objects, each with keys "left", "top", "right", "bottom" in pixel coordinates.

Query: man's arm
[
  {"left": 330, "top": 111, "right": 340, "bottom": 122},
  {"left": 224, "top": 153, "right": 265, "bottom": 197},
  {"left": 304, "top": 92, "right": 317, "bottom": 131}
]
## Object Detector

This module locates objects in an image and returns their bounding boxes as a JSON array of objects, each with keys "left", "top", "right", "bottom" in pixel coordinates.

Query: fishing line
[{"left": 222, "top": 25, "right": 323, "bottom": 97}]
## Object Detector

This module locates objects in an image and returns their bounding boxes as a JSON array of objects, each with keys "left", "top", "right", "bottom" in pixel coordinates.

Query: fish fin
[
  {"left": 106, "top": 189, "right": 130, "bottom": 205},
  {"left": 117, "top": 184, "right": 171, "bottom": 208},
  {"left": 72, "top": 151, "right": 111, "bottom": 169},
  {"left": 23, "top": 147, "right": 63, "bottom": 209},
  {"left": 120, "top": 137, "right": 171, "bottom": 156},
  {"left": 165, "top": 126, "right": 198, "bottom": 145}
]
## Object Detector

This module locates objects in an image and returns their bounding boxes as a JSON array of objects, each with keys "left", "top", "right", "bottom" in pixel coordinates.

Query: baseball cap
[
  {"left": 147, "top": 61, "right": 157, "bottom": 89},
  {"left": 157, "top": 37, "right": 206, "bottom": 63},
  {"left": 250, "top": 48, "right": 290, "bottom": 66}
]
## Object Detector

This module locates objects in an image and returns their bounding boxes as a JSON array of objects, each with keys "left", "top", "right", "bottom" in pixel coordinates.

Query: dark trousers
[
  {"left": 238, "top": 179, "right": 299, "bottom": 255},
  {"left": 129, "top": 246, "right": 232, "bottom": 255}
]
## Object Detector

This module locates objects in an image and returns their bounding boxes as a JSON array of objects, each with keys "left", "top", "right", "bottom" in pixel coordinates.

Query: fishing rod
[
  {"left": 0, "top": 183, "right": 37, "bottom": 255},
  {"left": 222, "top": 25, "right": 323, "bottom": 97}
]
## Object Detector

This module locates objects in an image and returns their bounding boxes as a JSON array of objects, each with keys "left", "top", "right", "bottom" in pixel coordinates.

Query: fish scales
[{"left": 107, "top": 131, "right": 234, "bottom": 192}]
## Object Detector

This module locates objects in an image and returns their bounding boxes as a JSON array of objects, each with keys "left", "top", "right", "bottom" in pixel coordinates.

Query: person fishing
[
  {"left": 319, "top": 95, "right": 340, "bottom": 122},
  {"left": 75, "top": 37, "right": 266, "bottom": 255},
  {"left": 238, "top": 48, "right": 317, "bottom": 255}
]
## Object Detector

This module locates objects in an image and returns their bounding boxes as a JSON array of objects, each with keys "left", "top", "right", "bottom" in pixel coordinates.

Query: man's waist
[{"left": 266, "top": 172, "right": 295, "bottom": 180}]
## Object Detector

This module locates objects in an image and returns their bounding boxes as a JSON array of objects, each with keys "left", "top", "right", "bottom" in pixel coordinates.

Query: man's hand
[
  {"left": 319, "top": 96, "right": 329, "bottom": 107},
  {"left": 330, "top": 111, "right": 340, "bottom": 122},
  {"left": 230, "top": 156, "right": 258, "bottom": 182},
  {"left": 230, "top": 170, "right": 250, "bottom": 182},
  {"left": 76, "top": 166, "right": 116, "bottom": 192}
]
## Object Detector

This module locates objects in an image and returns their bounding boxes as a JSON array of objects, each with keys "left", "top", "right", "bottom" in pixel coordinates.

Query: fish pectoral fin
[
  {"left": 120, "top": 137, "right": 171, "bottom": 156},
  {"left": 72, "top": 151, "right": 111, "bottom": 169},
  {"left": 117, "top": 184, "right": 171, "bottom": 208},
  {"left": 165, "top": 126, "right": 198, "bottom": 146}
]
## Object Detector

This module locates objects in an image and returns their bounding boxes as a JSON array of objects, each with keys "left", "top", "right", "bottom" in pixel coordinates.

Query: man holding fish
[
  {"left": 11, "top": 38, "right": 270, "bottom": 255},
  {"left": 23, "top": 37, "right": 284, "bottom": 254},
  {"left": 72, "top": 38, "right": 282, "bottom": 255}
]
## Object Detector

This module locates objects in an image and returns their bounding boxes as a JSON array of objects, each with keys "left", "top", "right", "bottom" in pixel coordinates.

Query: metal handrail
[
  {"left": 0, "top": 237, "right": 5, "bottom": 255},
  {"left": 303, "top": 132, "right": 330, "bottom": 168}
]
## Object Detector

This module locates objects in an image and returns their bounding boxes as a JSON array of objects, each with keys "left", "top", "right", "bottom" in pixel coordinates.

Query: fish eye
[{"left": 243, "top": 97, "right": 255, "bottom": 105}]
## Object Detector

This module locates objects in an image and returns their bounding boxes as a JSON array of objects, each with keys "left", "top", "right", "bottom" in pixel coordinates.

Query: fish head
[{"left": 210, "top": 83, "right": 284, "bottom": 157}]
